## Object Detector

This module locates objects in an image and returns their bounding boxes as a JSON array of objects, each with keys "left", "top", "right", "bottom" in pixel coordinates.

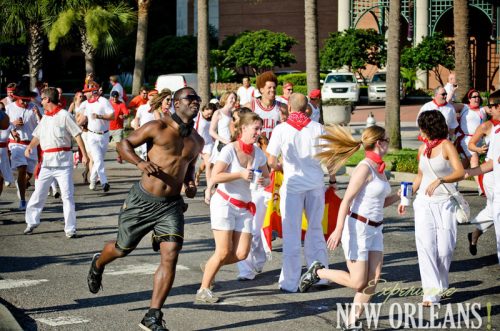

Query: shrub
[
  {"left": 391, "top": 154, "right": 419, "bottom": 174},
  {"left": 276, "top": 85, "right": 308, "bottom": 95}
]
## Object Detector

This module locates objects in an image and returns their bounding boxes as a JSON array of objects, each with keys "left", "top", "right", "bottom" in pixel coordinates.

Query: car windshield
[
  {"left": 371, "top": 74, "right": 386, "bottom": 82},
  {"left": 325, "top": 74, "right": 356, "bottom": 84}
]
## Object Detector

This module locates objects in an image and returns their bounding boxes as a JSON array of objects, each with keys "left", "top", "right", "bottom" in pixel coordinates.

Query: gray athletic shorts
[{"left": 115, "top": 182, "right": 185, "bottom": 252}]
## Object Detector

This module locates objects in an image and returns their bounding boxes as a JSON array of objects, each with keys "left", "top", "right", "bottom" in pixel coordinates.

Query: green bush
[
  {"left": 277, "top": 73, "right": 328, "bottom": 86},
  {"left": 391, "top": 154, "right": 419, "bottom": 174},
  {"left": 276, "top": 85, "right": 308, "bottom": 95}
]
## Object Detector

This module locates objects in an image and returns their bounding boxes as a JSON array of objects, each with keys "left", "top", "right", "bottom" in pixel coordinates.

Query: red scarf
[
  {"left": 468, "top": 103, "right": 480, "bottom": 110},
  {"left": 365, "top": 151, "right": 385, "bottom": 174},
  {"left": 238, "top": 139, "right": 254, "bottom": 155},
  {"left": 424, "top": 139, "right": 444, "bottom": 158},
  {"left": 491, "top": 119, "right": 500, "bottom": 126},
  {"left": 88, "top": 96, "right": 99, "bottom": 104},
  {"left": 44, "top": 106, "right": 62, "bottom": 117},
  {"left": 286, "top": 112, "right": 311, "bottom": 131},
  {"left": 432, "top": 99, "right": 447, "bottom": 108}
]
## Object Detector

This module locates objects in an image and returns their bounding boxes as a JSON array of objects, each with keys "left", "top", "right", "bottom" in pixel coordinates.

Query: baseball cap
[
  {"left": 309, "top": 89, "right": 321, "bottom": 99},
  {"left": 110, "top": 91, "right": 120, "bottom": 98}
]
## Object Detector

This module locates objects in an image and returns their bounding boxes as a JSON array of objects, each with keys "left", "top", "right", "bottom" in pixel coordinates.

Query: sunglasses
[
  {"left": 487, "top": 103, "right": 499, "bottom": 108},
  {"left": 380, "top": 138, "right": 390, "bottom": 143},
  {"left": 470, "top": 95, "right": 480, "bottom": 99},
  {"left": 440, "top": 93, "right": 448, "bottom": 96},
  {"left": 180, "top": 95, "right": 201, "bottom": 103}
]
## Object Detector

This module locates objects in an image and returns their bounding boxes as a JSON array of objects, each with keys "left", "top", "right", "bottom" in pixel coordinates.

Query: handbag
[
  {"left": 217, "top": 141, "right": 226, "bottom": 152},
  {"left": 425, "top": 157, "right": 470, "bottom": 223}
]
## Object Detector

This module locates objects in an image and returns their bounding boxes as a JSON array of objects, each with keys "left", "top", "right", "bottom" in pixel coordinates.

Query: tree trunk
[
  {"left": 27, "top": 23, "right": 43, "bottom": 90},
  {"left": 197, "top": 0, "right": 210, "bottom": 105},
  {"left": 454, "top": 0, "right": 470, "bottom": 101},
  {"left": 81, "top": 30, "right": 96, "bottom": 74},
  {"left": 304, "top": 0, "right": 319, "bottom": 92},
  {"left": 385, "top": 0, "right": 402, "bottom": 150},
  {"left": 132, "top": 0, "right": 151, "bottom": 96}
]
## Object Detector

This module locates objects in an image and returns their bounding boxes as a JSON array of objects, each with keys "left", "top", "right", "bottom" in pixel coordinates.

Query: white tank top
[
  {"left": 417, "top": 148, "right": 457, "bottom": 201},
  {"left": 350, "top": 160, "right": 391, "bottom": 222},
  {"left": 195, "top": 113, "right": 213, "bottom": 146},
  {"left": 216, "top": 110, "right": 232, "bottom": 142},
  {"left": 458, "top": 105, "right": 486, "bottom": 136},
  {"left": 251, "top": 98, "right": 282, "bottom": 139}
]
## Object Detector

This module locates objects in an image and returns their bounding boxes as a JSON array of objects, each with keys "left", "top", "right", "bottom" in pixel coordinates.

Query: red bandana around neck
[
  {"left": 44, "top": 106, "right": 62, "bottom": 117},
  {"left": 491, "top": 119, "right": 500, "bottom": 127},
  {"left": 433, "top": 99, "right": 447, "bottom": 108},
  {"left": 287, "top": 112, "right": 311, "bottom": 131},
  {"left": 88, "top": 96, "right": 99, "bottom": 104},
  {"left": 238, "top": 139, "right": 254, "bottom": 155},
  {"left": 365, "top": 151, "right": 385, "bottom": 174},
  {"left": 468, "top": 103, "right": 480, "bottom": 110},
  {"left": 424, "top": 139, "right": 444, "bottom": 158}
]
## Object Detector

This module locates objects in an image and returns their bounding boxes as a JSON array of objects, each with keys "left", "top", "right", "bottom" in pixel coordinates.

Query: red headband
[
  {"left": 467, "top": 89, "right": 479, "bottom": 100},
  {"left": 82, "top": 87, "right": 99, "bottom": 93},
  {"left": 13, "top": 95, "right": 31, "bottom": 101},
  {"left": 7, "top": 87, "right": 16, "bottom": 92},
  {"left": 148, "top": 90, "right": 158, "bottom": 97}
]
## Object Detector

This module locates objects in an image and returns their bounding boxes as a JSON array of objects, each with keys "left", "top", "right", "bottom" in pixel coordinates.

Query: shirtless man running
[{"left": 87, "top": 87, "right": 204, "bottom": 331}]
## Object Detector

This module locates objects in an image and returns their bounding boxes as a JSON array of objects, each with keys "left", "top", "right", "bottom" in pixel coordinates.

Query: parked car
[
  {"left": 367, "top": 72, "right": 405, "bottom": 103},
  {"left": 155, "top": 73, "right": 198, "bottom": 93},
  {"left": 320, "top": 70, "right": 360, "bottom": 103}
]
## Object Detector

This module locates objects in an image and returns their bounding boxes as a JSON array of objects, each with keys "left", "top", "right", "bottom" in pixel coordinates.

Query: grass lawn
[{"left": 345, "top": 148, "right": 418, "bottom": 171}]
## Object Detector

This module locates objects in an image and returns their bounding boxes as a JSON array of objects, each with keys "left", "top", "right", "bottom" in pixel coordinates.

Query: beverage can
[
  {"left": 400, "top": 182, "right": 413, "bottom": 206},
  {"left": 249, "top": 169, "right": 262, "bottom": 190}
]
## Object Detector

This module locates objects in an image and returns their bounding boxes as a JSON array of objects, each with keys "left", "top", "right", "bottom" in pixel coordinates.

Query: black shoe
[
  {"left": 468, "top": 233, "right": 477, "bottom": 256},
  {"left": 341, "top": 321, "right": 365, "bottom": 331},
  {"left": 87, "top": 253, "right": 103, "bottom": 294},
  {"left": 139, "top": 310, "right": 169, "bottom": 331},
  {"left": 54, "top": 192, "right": 61, "bottom": 199},
  {"left": 299, "top": 261, "right": 325, "bottom": 293},
  {"left": 102, "top": 183, "right": 110, "bottom": 192}
]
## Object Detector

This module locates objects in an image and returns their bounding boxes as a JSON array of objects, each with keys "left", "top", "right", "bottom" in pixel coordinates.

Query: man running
[{"left": 87, "top": 87, "right": 204, "bottom": 331}]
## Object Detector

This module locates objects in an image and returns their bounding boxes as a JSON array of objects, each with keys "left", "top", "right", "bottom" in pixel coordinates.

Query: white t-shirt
[
  {"left": 236, "top": 85, "right": 255, "bottom": 105},
  {"left": 216, "top": 143, "right": 267, "bottom": 202},
  {"left": 444, "top": 83, "right": 456, "bottom": 102},
  {"left": 136, "top": 103, "right": 155, "bottom": 127},
  {"left": 486, "top": 124, "right": 500, "bottom": 196},
  {"left": 458, "top": 105, "right": 486, "bottom": 136},
  {"left": 33, "top": 109, "right": 82, "bottom": 167},
  {"left": 267, "top": 120, "right": 325, "bottom": 193},
  {"left": 6, "top": 102, "right": 39, "bottom": 141},
  {"left": 80, "top": 97, "right": 114, "bottom": 133},
  {"left": 308, "top": 102, "right": 321, "bottom": 122},
  {"left": 275, "top": 95, "right": 289, "bottom": 105},
  {"left": 251, "top": 98, "right": 282, "bottom": 140},
  {"left": 417, "top": 100, "right": 459, "bottom": 130},
  {"left": 195, "top": 113, "right": 213, "bottom": 146},
  {"left": 110, "top": 83, "right": 125, "bottom": 102}
]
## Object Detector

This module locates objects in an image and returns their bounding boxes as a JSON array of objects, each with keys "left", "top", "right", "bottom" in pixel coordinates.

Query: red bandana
[
  {"left": 433, "top": 100, "right": 447, "bottom": 108},
  {"left": 238, "top": 139, "right": 254, "bottom": 155},
  {"left": 45, "top": 106, "right": 62, "bottom": 117},
  {"left": 468, "top": 103, "right": 480, "bottom": 110},
  {"left": 424, "top": 139, "right": 444, "bottom": 158},
  {"left": 491, "top": 119, "right": 500, "bottom": 126},
  {"left": 365, "top": 151, "right": 385, "bottom": 174},
  {"left": 287, "top": 112, "right": 311, "bottom": 131},
  {"left": 88, "top": 96, "right": 99, "bottom": 104}
]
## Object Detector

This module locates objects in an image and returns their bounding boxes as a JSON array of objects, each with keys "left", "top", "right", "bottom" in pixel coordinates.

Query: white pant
[
  {"left": 237, "top": 189, "right": 271, "bottom": 279},
  {"left": 9, "top": 143, "right": 37, "bottom": 172},
  {"left": 471, "top": 172, "right": 494, "bottom": 232},
  {"left": 278, "top": 186, "right": 328, "bottom": 292},
  {"left": 0, "top": 146, "right": 14, "bottom": 183},
  {"left": 25, "top": 166, "right": 76, "bottom": 234},
  {"left": 87, "top": 131, "right": 109, "bottom": 184},
  {"left": 414, "top": 197, "right": 457, "bottom": 303},
  {"left": 492, "top": 195, "right": 500, "bottom": 265}
]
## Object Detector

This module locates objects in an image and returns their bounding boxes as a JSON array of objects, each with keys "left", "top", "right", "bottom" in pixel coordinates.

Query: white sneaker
[
  {"left": 23, "top": 224, "right": 38, "bottom": 235},
  {"left": 89, "top": 182, "right": 96, "bottom": 190},
  {"left": 195, "top": 288, "right": 219, "bottom": 303},
  {"left": 18, "top": 200, "right": 27, "bottom": 211}
]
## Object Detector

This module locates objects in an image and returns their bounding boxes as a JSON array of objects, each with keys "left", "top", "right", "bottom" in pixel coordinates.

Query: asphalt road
[{"left": 0, "top": 148, "right": 499, "bottom": 331}]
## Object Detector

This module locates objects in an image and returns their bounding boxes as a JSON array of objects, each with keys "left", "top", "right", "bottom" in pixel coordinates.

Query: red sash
[
  {"left": 9, "top": 139, "right": 30, "bottom": 145},
  {"left": 34, "top": 147, "right": 71, "bottom": 179},
  {"left": 216, "top": 189, "right": 256, "bottom": 216}
]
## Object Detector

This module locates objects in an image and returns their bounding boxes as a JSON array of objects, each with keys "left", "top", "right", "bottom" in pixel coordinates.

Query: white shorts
[
  {"left": 458, "top": 135, "right": 476, "bottom": 158},
  {"left": 210, "top": 192, "right": 252, "bottom": 233},
  {"left": 202, "top": 143, "right": 213, "bottom": 155},
  {"left": 341, "top": 216, "right": 384, "bottom": 261},
  {"left": 9, "top": 143, "right": 37, "bottom": 173}
]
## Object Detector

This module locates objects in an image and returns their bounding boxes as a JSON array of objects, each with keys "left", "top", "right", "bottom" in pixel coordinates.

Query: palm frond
[{"left": 48, "top": 9, "right": 77, "bottom": 50}]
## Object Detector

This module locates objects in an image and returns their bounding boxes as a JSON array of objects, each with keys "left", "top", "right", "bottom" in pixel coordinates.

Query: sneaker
[
  {"left": 23, "top": 224, "right": 38, "bottom": 235},
  {"left": 341, "top": 321, "right": 365, "bottom": 331},
  {"left": 195, "top": 288, "right": 219, "bottom": 303},
  {"left": 18, "top": 200, "right": 27, "bottom": 211},
  {"left": 139, "top": 310, "right": 168, "bottom": 331},
  {"left": 66, "top": 232, "right": 78, "bottom": 239},
  {"left": 102, "top": 183, "right": 110, "bottom": 192},
  {"left": 54, "top": 192, "right": 61, "bottom": 199},
  {"left": 299, "top": 261, "right": 325, "bottom": 293},
  {"left": 89, "top": 182, "right": 96, "bottom": 191},
  {"left": 87, "top": 253, "right": 103, "bottom": 294}
]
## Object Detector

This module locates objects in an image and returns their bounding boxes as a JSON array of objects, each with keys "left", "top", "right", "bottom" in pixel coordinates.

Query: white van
[{"left": 155, "top": 73, "right": 198, "bottom": 93}]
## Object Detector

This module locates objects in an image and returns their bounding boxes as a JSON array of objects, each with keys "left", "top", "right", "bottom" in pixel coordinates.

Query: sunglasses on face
[
  {"left": 180, "top": 95, "right": 201, "bottom": 103},
  {"left": 470, "top": 95, "right": 480, "bottom": 99},
  {"left": 487, "top": 103, "right": 499, "bottom": 108},
  {"left": 440, "top": 93, "right": 448, "bottom": 96},
  {"left": 380, "top": 138, "right": 390, "bottom": 143}
]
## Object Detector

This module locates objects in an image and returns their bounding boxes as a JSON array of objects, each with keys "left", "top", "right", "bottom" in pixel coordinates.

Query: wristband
[{"left": 438, "top": 177, "right": 445, "bottom": 185}]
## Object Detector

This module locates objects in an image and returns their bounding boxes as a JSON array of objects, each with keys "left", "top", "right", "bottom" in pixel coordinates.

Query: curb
[{"left": 0, "top": 303, "right": 23, "bottom": 331}]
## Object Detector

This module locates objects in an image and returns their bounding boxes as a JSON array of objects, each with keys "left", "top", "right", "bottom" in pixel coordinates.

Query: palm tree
[
  {"left": 47, "top": 0, "right": 136, "bottom": 74},
  {"left": 132, "top": 0, "right": 152, "bottom": 95},
  {"left": 197, "top": 0, "right": 210, "bottom": 105},
  {"left": 304, "top": 0, "right": 319, "bottom": 93},
  {"left": 0, "top": 0, "right": 49, "bottom": 89},
  {"left": 385, "top": 0, "right": 402, "bottom": 150},
  {"left": 454, "top": 0, "right": 470, "bottom": 101}
]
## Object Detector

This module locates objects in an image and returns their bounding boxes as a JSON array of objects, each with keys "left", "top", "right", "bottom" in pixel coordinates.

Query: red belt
[
  {"left": 8, "top": 139, "right": 30, "bottom": 145},
  {"left": 42, "top": 147, "right": 71, "bottom": 154},
  {"left": 0, "top": 142, "right": 7, "bottom": 148},
  {"left": 216, "top": 189, "right": 256, "bottom": 216},
  {"left": 349, "top": 211, "right": 383, "bottom": 227}
]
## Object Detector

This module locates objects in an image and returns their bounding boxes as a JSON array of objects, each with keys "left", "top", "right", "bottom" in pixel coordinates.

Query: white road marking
[
  {"left": 36, "top": 316, "right": 90, "bottom": 326},
  {"left": 106, "top": 263, "right": 189, "bottom": 275},
  {"left": 0, "top": 279, "right": 49, "bottom": 290},
  {"left": 219, "top": 299, "right": 254, "bottom": 305}
]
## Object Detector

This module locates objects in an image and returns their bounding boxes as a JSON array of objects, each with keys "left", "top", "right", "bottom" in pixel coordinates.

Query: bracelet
[
  {"left": 438, "top": 177, "right": 445, "bottom": 185},
  {"left": 329, "top": 180, "right": 337, "bottom": 184}
]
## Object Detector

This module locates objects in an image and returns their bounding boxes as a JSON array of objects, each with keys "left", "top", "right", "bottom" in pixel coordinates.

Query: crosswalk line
[
  {"left": 0, "top": 279, "right": 49, "bottom": 290},
  {"left": 106, "top": 263, "right": 189, "bottom": 275},
  {"left": 36, "top": 316, "right": 90, "bottom": 326}
]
